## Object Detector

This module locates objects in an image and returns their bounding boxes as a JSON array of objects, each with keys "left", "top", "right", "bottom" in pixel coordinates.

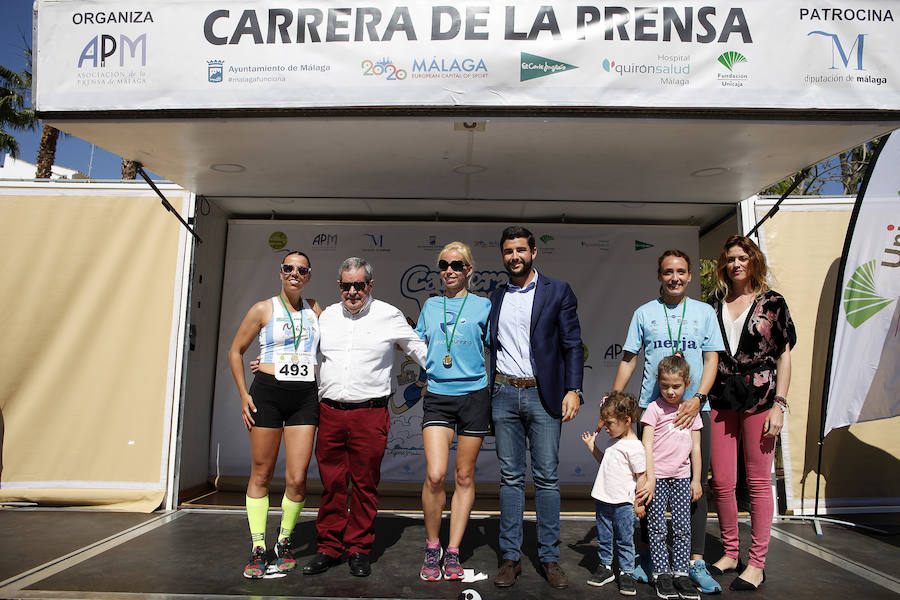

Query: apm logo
[
  {"left": 78, "top": 33, "right": 147, "bottom": 68},
  {"left": 808, "top": 31, "right": 865, "bottom": 70},
  {"left": 520, "top": 52, "right": 577, "bottom": 81},
  {"left": 843, "top": 260, "right": 894, "bottom": 328},
  {"left": 312, "top": 233, "right": 337, "bottom": 248}
]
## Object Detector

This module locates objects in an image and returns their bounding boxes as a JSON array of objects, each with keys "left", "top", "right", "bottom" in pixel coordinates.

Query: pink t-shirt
[
  {"left": 641, "top": 398, "right": 702, "bottom": 479},
  {"left": 590, "top": 437, "right": 646, "bottom": 504}
]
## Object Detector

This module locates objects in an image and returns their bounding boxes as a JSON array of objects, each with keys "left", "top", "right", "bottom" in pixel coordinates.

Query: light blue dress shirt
[{"left": 496, "top": 270, "right": 539, "bottom": 378}]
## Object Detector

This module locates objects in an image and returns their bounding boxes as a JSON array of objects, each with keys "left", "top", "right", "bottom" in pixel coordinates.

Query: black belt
[
  {"left": 495, "top": 373, "right": 537, "bottom": 388},
  {"left": 321, "top": 396, "right": 389, "bottom": 410}
]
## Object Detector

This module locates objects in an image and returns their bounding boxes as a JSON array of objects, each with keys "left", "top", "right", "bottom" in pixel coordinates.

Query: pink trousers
[{"left": 709, "top": 408, "right": 776, "bottom": 569}]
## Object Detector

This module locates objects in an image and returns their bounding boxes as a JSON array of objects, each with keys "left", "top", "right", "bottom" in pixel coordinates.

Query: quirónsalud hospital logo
[{"left": 844, "top": 260, "right": 895, "bottom": 327}]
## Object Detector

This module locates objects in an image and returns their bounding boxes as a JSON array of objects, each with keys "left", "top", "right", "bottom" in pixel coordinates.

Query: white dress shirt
[{"left": 318, "top": 296, "right": 426, "bottom": 402}]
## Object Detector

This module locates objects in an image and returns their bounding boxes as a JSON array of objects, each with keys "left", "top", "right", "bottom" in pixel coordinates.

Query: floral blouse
[{"left": 708, "top": 291, "right": 797, "bottom": 413}]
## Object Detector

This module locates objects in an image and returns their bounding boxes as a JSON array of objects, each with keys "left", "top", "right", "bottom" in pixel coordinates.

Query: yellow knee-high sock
[
  {"left": 246, "top": 495, "right": 269, "bottom": 550},
  {"left": 279, "top": 496, "right": 305, "bottom": 541}
]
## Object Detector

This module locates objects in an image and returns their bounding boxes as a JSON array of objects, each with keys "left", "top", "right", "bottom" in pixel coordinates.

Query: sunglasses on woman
[
  {"left": 281, "top": 264, "right": 311, "bottom": 275},
  {"left": 339, "top": 281, "right": 369, "bottom": 292},
  {"left": 438, "top": 260, "right": 468, "bottom": 272}
]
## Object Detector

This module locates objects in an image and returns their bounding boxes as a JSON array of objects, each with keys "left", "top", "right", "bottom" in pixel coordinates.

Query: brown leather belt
[
  {"left": 495, "top": 373, "right": 537, "bottom": 388},
  {"left": 321, "top": 396, "right": 389, "bottom": 410}
]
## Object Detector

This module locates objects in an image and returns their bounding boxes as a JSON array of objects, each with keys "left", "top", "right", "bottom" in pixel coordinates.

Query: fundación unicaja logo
[
  {"left": 520, "top": 52, "right": 577, "bottom": 81},
  {"left": 717, "top": 51, "right": 747, "bottom": 72},
  {"left": 844, "top": 260, "right": 895, "bottom": 328}
]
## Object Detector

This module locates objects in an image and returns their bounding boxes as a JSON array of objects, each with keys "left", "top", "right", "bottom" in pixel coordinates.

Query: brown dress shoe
[
  {"left": 493, "top": 559, "right": 522, "bottom": 587},
  {"left": 543, "top": 561, "right": 569, "bottom": 588}
]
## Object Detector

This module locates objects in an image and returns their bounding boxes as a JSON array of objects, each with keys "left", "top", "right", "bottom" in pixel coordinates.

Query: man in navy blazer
[{"left": 488, "top": 226, "right": 584, "bottom": 589}]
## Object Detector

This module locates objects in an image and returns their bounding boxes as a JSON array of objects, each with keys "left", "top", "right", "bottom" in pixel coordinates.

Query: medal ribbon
[
  {"left": 443, "top": 293, "right": 469, "bottom": 357},
  {"left": 278, "top": 294, "right": 304, "bottom": 351},
  {"left": 662, "top": 299, "right": 686, "bottom": 355}
]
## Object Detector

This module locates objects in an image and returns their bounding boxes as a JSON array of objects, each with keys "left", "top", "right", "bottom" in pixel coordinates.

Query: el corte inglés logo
[{"left": 520, "top": 52, "right": 577, "bottom": 81}]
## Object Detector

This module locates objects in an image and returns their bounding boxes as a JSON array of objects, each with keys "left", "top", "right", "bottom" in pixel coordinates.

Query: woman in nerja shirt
[{"left": 414, "top": 241, "right": 492, "bottom": 582}]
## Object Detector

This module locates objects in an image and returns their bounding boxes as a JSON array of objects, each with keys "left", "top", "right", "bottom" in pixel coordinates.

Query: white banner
[
  {"left": 209, "top": 221, "right": 699, "bottom": 485},
  {"left": 825, "top": 133, "right": 900, "bottom": 436},
  {"left": 35, "top": 1, "right": 900, "bottom": 111}
]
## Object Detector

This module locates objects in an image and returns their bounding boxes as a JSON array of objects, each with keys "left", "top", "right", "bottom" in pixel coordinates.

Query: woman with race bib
[
  {"left": 414, "top": 242, "right": 492, "bottom": 582},
  {"left": 228, "top": 251, "right": 322, "bottom": 579},
  {"left": 611, "top": 249, "right": 724, "bottom": 595}
]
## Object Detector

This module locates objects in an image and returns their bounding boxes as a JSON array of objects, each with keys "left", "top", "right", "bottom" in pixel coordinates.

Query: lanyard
[
  {"left": 662, "top": 298, "right": 686, "bottom": 355},
  {"left": 278, "top": 294, "right": 304, "bottom": 351},
  {"left": 443, "top": 293, "right": 469, "bottom": 355}
]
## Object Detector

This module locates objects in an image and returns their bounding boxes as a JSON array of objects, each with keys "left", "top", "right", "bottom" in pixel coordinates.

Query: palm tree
[
  {"left": 121, "top": 159, "right": 138, "bottom": 179},
  {"left": 0, "top": 63, "right": 35, "bottom": 158}
]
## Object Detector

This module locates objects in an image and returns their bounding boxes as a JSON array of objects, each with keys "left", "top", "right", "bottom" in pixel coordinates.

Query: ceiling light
[
  {"left": 691, "top": 167, "right": 729, "bottom": 177},
  {"left": 453, "top": 164, "right": 487, "bottom": 174},
  {"left": 210, "top": 163, "right": 246, "bottom": 173}
]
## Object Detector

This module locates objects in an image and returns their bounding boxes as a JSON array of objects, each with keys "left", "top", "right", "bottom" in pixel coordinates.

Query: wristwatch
[
  {"left": 568, "top": 388, "right": 584, "bottom": 402},
  {"left": 693, "top": 393, "right": 709, "bottom": 403}
]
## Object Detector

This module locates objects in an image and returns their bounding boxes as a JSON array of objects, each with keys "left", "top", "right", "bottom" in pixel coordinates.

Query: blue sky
[{"left": 1, "top": 0, "right": 126, "bottom": 178}]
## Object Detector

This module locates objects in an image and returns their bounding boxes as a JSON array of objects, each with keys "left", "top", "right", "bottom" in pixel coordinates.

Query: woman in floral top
[{"left": 707, "top": 235, "right": 796, "bottom": 591}]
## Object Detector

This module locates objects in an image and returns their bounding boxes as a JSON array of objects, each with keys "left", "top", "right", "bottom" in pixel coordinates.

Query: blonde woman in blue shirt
[{"left": 415, "top": 242, "right": 492, "bottom": 582}]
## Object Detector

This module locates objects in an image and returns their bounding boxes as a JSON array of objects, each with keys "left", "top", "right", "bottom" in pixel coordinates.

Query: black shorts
[
  {"left": 248, "top": 372, "right": 319, "bottom": 428},
  {"left": 421, "top": 387, "right": 492, "bottom": 437}
]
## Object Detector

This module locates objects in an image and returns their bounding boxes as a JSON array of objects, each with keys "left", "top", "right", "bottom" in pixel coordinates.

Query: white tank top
[{"left": 258, "top": 296, "right": 319, "bottom": 363}]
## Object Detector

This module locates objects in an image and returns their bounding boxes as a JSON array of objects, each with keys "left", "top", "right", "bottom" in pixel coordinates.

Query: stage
[{"left": 1, "top": 508, "right": 898, "bottom": 600}]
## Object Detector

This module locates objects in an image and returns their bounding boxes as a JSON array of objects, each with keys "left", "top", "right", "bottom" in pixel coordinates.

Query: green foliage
[
  {"left": 759, "top": 138, "right": 884, "bottom": 196},
  {"left": 699, "top": 258, "right": 718, "bottom": 302},
  {"left": 0, "top": 62, "right": 35, "bottom": 158}
]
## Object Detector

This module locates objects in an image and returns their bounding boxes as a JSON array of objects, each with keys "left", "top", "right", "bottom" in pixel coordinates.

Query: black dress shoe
[
  {"left": 348, "top": 552, "right": 371, "bottom": 577},
  {"left": 303, "top": 552, "right": 340, "bottom": 575},
  {"left": 730, "top": 571, "right": 765, "bottom": 591}
]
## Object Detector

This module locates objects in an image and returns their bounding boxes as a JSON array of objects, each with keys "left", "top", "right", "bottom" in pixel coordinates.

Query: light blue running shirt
[{"left": 623, "top": 297, "right": 724, "bottom": 410}]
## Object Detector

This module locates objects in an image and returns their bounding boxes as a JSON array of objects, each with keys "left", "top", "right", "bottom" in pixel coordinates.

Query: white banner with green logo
[
  {"left": 825, "top": 132, "right": 900, "bottom": 435},
  {"left": 34, "top": 0, "right": 900, "bottom": 111}
]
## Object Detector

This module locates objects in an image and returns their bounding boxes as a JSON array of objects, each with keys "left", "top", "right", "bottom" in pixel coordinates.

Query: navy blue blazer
[{"left": 489, "top": 272, "right": 584, "bottom": 418}]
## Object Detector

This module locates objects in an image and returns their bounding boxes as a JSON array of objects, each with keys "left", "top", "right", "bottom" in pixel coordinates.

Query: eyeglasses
[
  {"left": 339, "top": 281, "right": 369, "bottom": 292},
  {"left": 438, "top": 260, "right": 468, "bottom": 272},
  {"left": 281, "top": 264, "right": 311, "bottom": 276}
]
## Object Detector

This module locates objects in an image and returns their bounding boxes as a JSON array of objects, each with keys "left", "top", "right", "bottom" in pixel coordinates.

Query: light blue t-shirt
[
  {"left": 415, "top": 293, "right": 491, "bottom": 395},
  {"left": 623, "top": 297, "right": 725, "bottom": 410}
]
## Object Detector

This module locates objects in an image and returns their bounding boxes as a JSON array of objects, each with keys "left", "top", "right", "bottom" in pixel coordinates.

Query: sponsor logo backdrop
[
  {"left": 209, "top": 221, "right": 699, "bottom": 484},
  {"left": 35, "top": 1, "right": 900, "bottom": 111}
]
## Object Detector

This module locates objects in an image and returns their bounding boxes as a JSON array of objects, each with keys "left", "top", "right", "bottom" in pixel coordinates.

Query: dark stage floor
[{"left": 1, "top": 507, "right": 898, "bottom": 600}]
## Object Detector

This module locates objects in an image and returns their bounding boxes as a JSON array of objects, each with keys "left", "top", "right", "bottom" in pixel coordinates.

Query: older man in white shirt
[{"left": 303, "top": 257, "right": 426, "bottom": 578}]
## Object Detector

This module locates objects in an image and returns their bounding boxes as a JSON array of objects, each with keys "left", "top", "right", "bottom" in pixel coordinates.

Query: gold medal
[{"left": 443, "top": 354, "right": 453, "bottom": 367}]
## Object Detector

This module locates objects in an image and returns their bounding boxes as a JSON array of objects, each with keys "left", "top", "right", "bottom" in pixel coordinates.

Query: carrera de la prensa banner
[
  {"left": 825, "top": 133, "right": 900, "bottom": 436},
  {"left": 34, "top": 0, "right": 900, "bottom": 111},
  {"left": 208, "top": 221, "right": 699, "bottom": 485}
]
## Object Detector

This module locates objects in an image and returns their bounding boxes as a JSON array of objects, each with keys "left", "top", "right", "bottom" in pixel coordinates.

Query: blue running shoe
[
  {"left": 633, "top": 552, "right": 652, "bottom": 583},
  {"left": 688, "top": 560, "right": 722, "bottom": 594}
]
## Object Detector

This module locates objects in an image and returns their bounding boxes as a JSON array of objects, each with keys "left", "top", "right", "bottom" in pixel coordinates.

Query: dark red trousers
[{"left": 314, "top": 403, "right": 390, "bottom": 557}]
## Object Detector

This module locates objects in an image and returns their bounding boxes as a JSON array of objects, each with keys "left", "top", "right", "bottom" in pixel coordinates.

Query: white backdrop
[
  {"left": 35, "top": 0, "right": 900, "bottom": 111},
  {"left": 209, "top": 221, "right": 700, "bottom": 485}
]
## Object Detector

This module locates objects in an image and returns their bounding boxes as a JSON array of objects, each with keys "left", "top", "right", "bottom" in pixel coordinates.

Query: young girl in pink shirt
[{"left": 641, "top": 354, "right": 703, "bottom": 600}]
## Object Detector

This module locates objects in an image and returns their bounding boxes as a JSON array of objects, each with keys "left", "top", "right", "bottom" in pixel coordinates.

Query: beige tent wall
[
  {"left": 0, "top": 182, "right": 192, "bottom": 511},
  {"left": 759, "top": 199, "right": 900, "bottom": 513}
]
